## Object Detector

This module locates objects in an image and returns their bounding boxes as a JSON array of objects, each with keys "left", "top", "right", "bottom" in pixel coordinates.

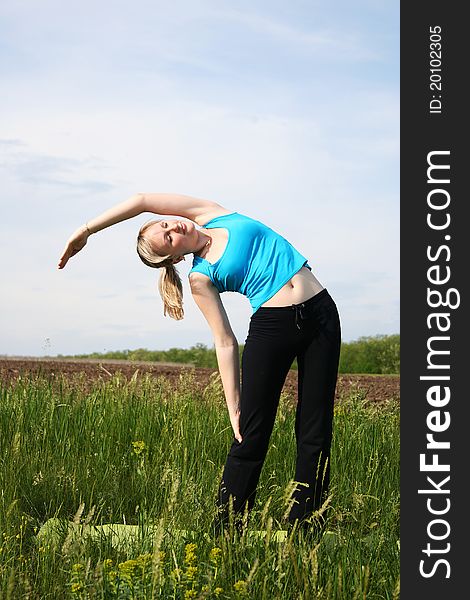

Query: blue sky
[{"left": 0, "top": 0, "right": 399, "bottom": 356}]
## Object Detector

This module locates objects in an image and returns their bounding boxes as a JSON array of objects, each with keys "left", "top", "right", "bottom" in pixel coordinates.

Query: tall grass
[{"left": 0, "top": 372, "right": 399, "bottom": 599}]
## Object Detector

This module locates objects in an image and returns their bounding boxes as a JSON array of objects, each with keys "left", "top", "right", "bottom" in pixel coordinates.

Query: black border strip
[{"left": 400, "top": 3, "right": 466, "bottom": 597}]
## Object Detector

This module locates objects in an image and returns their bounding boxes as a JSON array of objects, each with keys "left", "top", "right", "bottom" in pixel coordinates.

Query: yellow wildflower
[
  {"left": 184, "top": 542, "right": 197, "bottom": 565},
  {"left": 118, "top": 558, "right": 137, "bottom": 574},
  {"left": 102, "top": 558, "right": 113, "bottom": 570},
  {"left": 132, "top": 440, "right": 147, "bottom": 455},
  {"left": 233, "top": 579, "right": 248, "bottom": 596},
  {"left": 209, "top": 546, "right": 222, "bottom": 566},
  {"left": 71, "top": 582, "right": 84, "bottom": 594},
  {"left": 118, "top": 558, "right": 138, "bottom": 584},
  {"left": 184, "top": 590, "right": 197, "bottom": 600},
  {"left": 214, "top": 587, "right": 224, "bottom": 597},
  {"left": 136, "top": 553, "right": 152, "bottom": 569},
  {"left": 72, "top": 563, "right": 84, "bottom": 574},
  {"left": 185, "top": 565, "right": 198, "bottom": 580}
]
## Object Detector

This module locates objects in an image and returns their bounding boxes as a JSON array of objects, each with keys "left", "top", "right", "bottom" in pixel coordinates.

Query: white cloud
[{"left": 204, "top": 5, "right": 379, "bottom": 62}]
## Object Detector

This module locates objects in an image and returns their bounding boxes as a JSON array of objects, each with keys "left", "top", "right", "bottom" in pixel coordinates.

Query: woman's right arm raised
[
  {"left": 141, "top": 193, "right": 227, "bottom": 225},
  {"left": 57, "top": 193, "right": 227, "bottom": 269}
]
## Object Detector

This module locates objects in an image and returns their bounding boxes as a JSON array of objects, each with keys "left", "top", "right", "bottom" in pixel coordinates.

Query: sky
[{"left": 0, "top": 0, "right": 399, "bottom": 357}]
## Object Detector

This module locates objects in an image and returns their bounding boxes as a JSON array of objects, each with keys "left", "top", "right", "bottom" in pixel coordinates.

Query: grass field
[{"left": 0, "top": 370, "right": 399, "bottom": 599}]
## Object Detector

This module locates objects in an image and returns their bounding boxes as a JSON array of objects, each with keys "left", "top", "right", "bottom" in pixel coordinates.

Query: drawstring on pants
[{"left": 291, "top": 302, "right": 306, "bottom": 329}]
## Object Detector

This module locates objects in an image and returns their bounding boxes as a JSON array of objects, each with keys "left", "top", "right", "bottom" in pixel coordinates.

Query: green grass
[{"left": 0, "top": 372, "right": 399, "bottom": 599}]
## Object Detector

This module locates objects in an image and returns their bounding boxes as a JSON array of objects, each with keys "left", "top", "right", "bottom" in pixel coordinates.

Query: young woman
[{"left": 58, "top": 193, "right": 341, "bottom": 531}]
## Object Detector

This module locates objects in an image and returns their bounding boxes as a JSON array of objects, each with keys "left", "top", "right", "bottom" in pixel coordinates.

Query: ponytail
[
  {"left": 158, "top": 263, "right": 184, "bottom": 320},
  {"left": 136, "top": 220, "right": 185, "bottom": 320}
]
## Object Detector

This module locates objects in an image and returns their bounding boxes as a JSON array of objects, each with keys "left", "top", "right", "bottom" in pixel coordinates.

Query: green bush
[
  {"left": 338, "top": 335, "right": 400, "bottom": 374},
  {"left": 62, "top": 335, "right": 400, "bottom": 375}
]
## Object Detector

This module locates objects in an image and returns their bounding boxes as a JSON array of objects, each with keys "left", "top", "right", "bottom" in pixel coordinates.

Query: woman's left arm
[{"left": 190, "top": 273, "right": 242, "bottom": 442}]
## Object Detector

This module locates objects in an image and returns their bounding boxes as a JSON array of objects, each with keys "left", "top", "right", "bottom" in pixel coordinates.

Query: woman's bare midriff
[{"left": 260, "top": 267, "right": 325, "bottom": 308}]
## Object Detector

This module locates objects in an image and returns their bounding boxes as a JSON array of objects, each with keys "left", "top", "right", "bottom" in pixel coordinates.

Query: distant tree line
[
  {"left": 62, "top": 334, "right": 399, "bottom": 374},
  {"left": 338, "top": 334, "right": 399, "bottom": 374}
]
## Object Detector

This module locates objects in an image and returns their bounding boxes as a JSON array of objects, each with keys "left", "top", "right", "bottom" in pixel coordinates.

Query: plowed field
[{"left": 0, "top": 357, "right": 399, "bottom": 405}]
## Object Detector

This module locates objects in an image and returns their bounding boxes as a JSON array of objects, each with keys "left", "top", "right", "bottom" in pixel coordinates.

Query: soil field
[{"left": 0, "top": 357, "right": 399, "bottom": 405}]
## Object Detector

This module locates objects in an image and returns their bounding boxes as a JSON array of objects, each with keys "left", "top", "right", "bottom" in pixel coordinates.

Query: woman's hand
[
  {"left": 57, "top": 225, "right": 90, "bottom": 269},
  {"left": 229, "top": 409, "right": 243, "bottom": 443}
]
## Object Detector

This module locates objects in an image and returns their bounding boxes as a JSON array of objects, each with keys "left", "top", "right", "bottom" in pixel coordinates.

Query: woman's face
[{"left": 146, "top": 218, "right": 199, "bottom": 258}]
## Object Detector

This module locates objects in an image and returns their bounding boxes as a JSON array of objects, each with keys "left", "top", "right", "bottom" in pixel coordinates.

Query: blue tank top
[{"left": 189, "top": 212, "right": 310, "bottom": 312}]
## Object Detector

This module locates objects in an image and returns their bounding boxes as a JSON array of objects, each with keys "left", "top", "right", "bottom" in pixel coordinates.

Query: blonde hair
[{"left": 136, "top": 220, "right": 184, "bottom": 320}]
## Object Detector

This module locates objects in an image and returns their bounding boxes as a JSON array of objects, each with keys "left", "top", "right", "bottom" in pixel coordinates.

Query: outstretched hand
[
  {"left": 57, "top": 226, "right": 89, "bottom": 269},
  {"left": 230, "top": 409, "right": 243, "bottom": 443}
]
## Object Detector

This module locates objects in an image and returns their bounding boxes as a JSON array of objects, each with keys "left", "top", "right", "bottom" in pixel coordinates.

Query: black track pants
[{"left": 217, "top": 288, "right": 341, "bottom": 524}]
